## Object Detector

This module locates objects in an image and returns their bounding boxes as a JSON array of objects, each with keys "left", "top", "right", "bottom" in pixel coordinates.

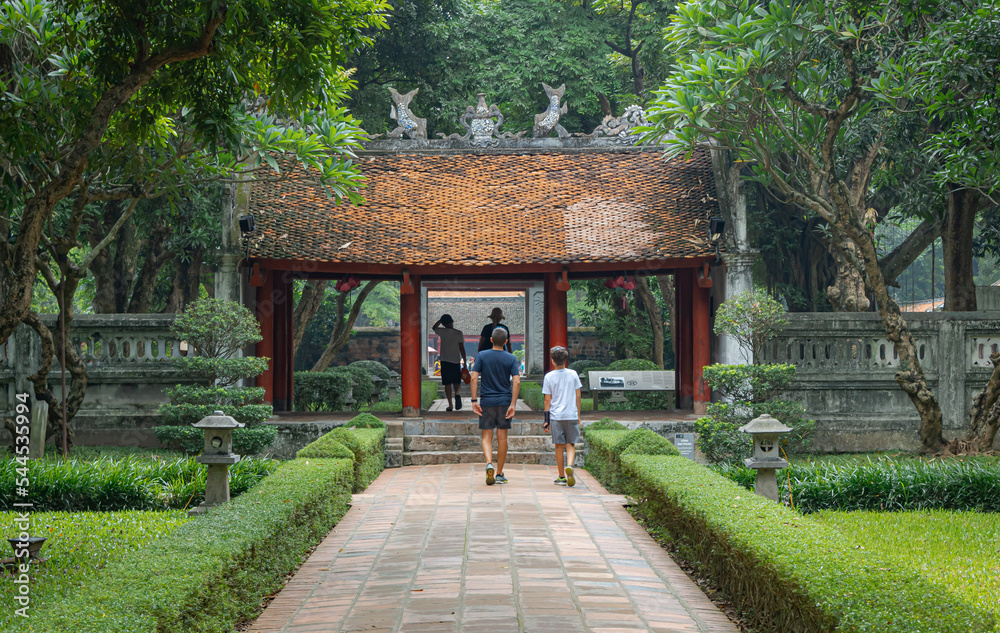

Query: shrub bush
[
  {"left": 0, "top": 456, "right": 277, "bottom": 512},
  {"left": 584, "top": 417, "right": 627, "bottom": 431},
  {"left": 296, "top": 418, "right": 386, "bottom": 492},
  {"left": 349, "top": 360, "right": 393, "bottom": 381},
  {"left": 581, "top": 429, "right": 630, "bottom": 488},
  {"left": 294, "top": 370, "right": 351, "bottom": 411},
  {"left": 520, "top": 381, "right": 544, "bottom": 410},
  {"left": 617, "top": 455, "right": 995, "bottom": 633},
  {"left": 156, "top": 299, "right": 274, "bottom": 452},
  {"left": 154, "top": 421, "right": 278, "bottom": 456},
  {"left": 333, "top": 365, "right": 376, "bottom": 409},
  {"left": 695, "top": 400, "right": 815, "bottom": 466},
  {"left": 569, "top": 359, "right": 605, "bottom": 374},
  {"left": 702, "top": 363, "right": 796, "bottom": 403},
  {"left": 620, "top": 429, "right": 681, "bottom": 457},
  {"left": 33, "top": 458, "right": 354, "bottom": 632}
]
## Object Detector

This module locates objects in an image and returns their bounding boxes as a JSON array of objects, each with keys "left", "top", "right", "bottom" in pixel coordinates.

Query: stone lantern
[
  {"left": 190, "top": 410, "right": 243, "bottom": 516},
  {"left": 739, "top": 413, "right": 792, "bottom": 501}
]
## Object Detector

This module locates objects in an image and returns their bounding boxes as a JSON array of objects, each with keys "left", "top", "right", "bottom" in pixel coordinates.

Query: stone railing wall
[
  {"left": 758, "top": 312, "right": 1000, "bottom": 452},
  {"left": 0, "top": 315, "right": 192, "bottom": 446}
]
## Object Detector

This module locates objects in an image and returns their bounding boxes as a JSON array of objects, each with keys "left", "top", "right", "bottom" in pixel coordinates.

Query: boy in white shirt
[{"left": 542, "top": 346, "right": 582, "bottom": 486}]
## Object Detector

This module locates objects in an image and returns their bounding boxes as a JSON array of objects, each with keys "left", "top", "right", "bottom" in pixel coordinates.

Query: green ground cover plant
[
  {"left": 0, "top": 510, "right": 188, "bottom": 629},
  {"left": 0, "top": 456, "right": 277, "bottom": 512},
  {"left": 31, "top": 457, "right": 354, "bottom": 632},
  {"left": 582, "top": 424, "right": 679, "bottom": 492},
  {"left": 716, "top": 455, "right": 1000, "bottom": 513},
  {"left": 520, "top": 382, "right": 543, "bottom": 410},
  {"left": 617, "top": 455, "right": 996, "bottom": 632},
  {"left": 814, "top": 510, "right": 1000, "bottom": 621}
]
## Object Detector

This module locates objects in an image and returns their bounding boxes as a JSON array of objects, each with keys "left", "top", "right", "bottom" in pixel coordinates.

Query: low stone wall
[
  {"left": 759, "top": 312, "right": 1000, "bottom": 452},
  {"left": 0, "top": 315, "right": 194, "bottom": 447}
]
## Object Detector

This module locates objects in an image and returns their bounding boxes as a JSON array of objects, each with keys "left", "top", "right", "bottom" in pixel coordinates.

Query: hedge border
[
  {"left": 31, "top": 457, "right": 354, "bottom": 632},
  {"left": 617, "top": 455, "right": 996, "bottom": 633},
  {"left": 296, "top": 416, "right": 386, "bottom": 492}
]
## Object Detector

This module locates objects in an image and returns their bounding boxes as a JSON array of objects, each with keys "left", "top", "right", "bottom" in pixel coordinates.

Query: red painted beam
[
  {"left": 400, "top": 276, "right": 422, "bottom": 417},
  {"left": 547, "top": 272, "right": 568, "bottom": 351},
  {"left": 250, "top": 257, "right": 716, "bottom": 277},
  {"left": 272, "top": 271, "right": 295, "bottom": 412}
]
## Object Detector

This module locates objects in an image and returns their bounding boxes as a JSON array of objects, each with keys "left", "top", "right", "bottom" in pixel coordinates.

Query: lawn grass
[
  {"left": 40, "top": 446, "right": 186, "bottom": 462},
  {"left": 0, "top": 510, "right": 188, "bottom": 628},
  {"left": 815, "top": 509, "right": 1000, "bottom": 621}
]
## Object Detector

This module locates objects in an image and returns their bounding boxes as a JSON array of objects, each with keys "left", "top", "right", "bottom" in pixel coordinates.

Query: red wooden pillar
[
  {"left": 400, "top": 275, "right": 422, "bottom": 417},
  {"left": 271, "top": 271, "right": 294, "bottom": 412},
  {"left": 693, "top": 266, "right": 713, "bottom": 414},
  {"left": 255, "top": 269, "right": 275, "bottom": 406},
  {"left": 675, "top": 269, "right": 694, "bottom": 409},
  {"left": 544, "top": 273, "right": 568, "bottom": 370}
]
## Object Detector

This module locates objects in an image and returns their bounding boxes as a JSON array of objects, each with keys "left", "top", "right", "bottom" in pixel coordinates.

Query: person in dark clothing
[
  {"left": 432, "top": 314, "right": 466, "bottom": 411},
  {"left": 478, "top": 307, "right": 512, "bottom": 353},
  {"left": 470, "top": 327, "right": 520, "bottom": 485}
]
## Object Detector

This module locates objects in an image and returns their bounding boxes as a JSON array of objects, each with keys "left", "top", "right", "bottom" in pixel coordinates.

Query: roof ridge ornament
[
  {"left": 387, "top": 87, "right": 428, "bottom": 140},
  {"left": 533, "top": 83, "right": 569, "bottom": 138},
  {"left": 590, "top": 105, "right": 648, "bottom": 145},
  {"left": 437, "top": 93, "right": 525, "bottom": 147}
]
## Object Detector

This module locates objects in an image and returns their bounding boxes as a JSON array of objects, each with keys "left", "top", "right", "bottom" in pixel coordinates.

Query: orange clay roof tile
[{"left": 248, "top": 148, "right": 719, "bottom": 265}]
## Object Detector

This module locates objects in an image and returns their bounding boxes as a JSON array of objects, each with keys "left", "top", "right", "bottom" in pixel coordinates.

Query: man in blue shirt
[{"left": 470, "top": 327, "right": 521, "bottom": 485}]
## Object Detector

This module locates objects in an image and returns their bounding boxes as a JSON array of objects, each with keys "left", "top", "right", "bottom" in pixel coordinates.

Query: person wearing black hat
[
  {"left": 433, "top": 314, "right": 467, "bottom": 411},
  {"left": 478, "top": 307, "right": 512, "bottom": 353}
]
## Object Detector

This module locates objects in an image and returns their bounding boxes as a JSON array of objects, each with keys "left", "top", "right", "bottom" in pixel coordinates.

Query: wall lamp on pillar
[
  {"left": 556, "top": 268, "right": 571, "bottom": 292},
  {"left": 238, "top": 214, "right": 256, "bottom": 236},
  {"left": 708, "top": 217, "right": 725, "bottom": 242},
  {"left": 400, "top": 269, "right": 415, "bottom": 295}
]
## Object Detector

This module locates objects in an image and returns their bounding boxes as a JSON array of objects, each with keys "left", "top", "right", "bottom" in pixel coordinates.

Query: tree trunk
[
  {"left": 165, "top": 246, "right": 204, "bottom": 313},
  {"left": 88, "top": 200, "right": 140, "bottom": 313},
  {"left": 843, "top": 217, "right": 946, "bottom": 453},
  {"left": 827, "top": 240, "right": 870, "bottom": 312},
  {"left": 942, "top": 184, "right": 979, "bottom": 311},
  {"left": 879, "top": 218, "right": 941, "bottom": 287},
  {"left": 111, "top": 220, "right": 139, "bottom": 312},
  {"left": 634, "top": 276, "right": 664, "bottom": 368},
  {"left": 49, "top": 276, "right": 88, "bottom": 449},
  {"left": 128, "top": 223, "right": 174, "bottom": 313},
  {"left": 311, "top": 281, "right": 380, "bottom": 371},
  {"left": 952, "top": 352, "right": 1000, "bottom": 453},
  {"left": 293, "top": 280, "right": 327, "bottom": 354}
]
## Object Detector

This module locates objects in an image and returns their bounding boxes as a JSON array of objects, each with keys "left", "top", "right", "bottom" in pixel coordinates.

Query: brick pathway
[{"left": 249, "top": 465, "right": 738, "bottom": 633}]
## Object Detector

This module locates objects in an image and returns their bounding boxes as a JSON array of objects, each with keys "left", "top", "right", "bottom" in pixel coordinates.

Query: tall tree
[{"left": 646, "top": 0, "right": 962, "bottom": 451}]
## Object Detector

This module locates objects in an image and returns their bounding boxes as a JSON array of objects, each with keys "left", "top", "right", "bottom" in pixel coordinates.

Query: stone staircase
[{"left": 400, "top": 418, "right": 585, "bottom": 466}]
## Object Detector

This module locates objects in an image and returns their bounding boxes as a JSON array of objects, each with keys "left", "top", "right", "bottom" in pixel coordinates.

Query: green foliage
[
  {"left": 712, "top": 290, "right": 787, "bottom": 362},
  {"left": 615, "top": 455, "right": 996, "bottom": 633},
  {"left": 607, "top": 358, "right": 659, "bottom": 371},
  {"left": 569, "top": 360, "right": 605, "bottom": 384},
  {"left": 520, "top": 382, "right": 544, "bottom": 411},
  {"left": 585, "top": 417, "right": 627, "bottom": 431},
  {"left": 701, "top": 364, "right": 796, "bottom": 403},
  {"left": 172, "top": 357, "right": 271, "bottom": 388},
  {"left": 715, "top": 455, "right": 1000, "bottom": 514},
  {"left": 171, "top": 298, "right": 262, "bottom": 360},
  {"left": 294, "top": 370, "right": 353, "bottom": 411},
  {"left": 815, "top": 510, "right": 1000, "bottom": 621},
  {"left": 349, "top": 360, "right": 393, "bottom": 381},
  {"left": 0, "top": 456, "right": 277, "bottom": 512},
  {"left": 695, "top": 400, "right": 815, "bottom": 466},
  {"left": 579, "top": 279, "right": 672, "bottom": 364},
  {"left": 620, "top": 429, "right": 681, "bottom": 457},
  {"left": 152, "top": 425, "right": 278, "bottom": 456},
  {"left": 0, "top": 510, "right": 188, "bottom": 629},
  {"left": 345, "top": 412, "right": 387, "bottom": 429},
  {"left": 334, "top": 365, "right": 376, "bottom": 409},
  {"left": 32, "top": 458, "right": 354, "bottom": 632},
  {"left": 421, "top": 380, "right": 439, "bottom": 410},
  {"left": 297, "top": 423, "right": 386, "bottom": 492},
  {"left": 581, "top": 429, "right": 631, "bottom": 489}
]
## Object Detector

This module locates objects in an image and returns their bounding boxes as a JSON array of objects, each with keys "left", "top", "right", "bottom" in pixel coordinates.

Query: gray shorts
[
  {"left": 549, "top": 419, "right": 579, "bottom": 445},
  {"left": 479, "top": 406, "right": 513, "bottom": 430}
]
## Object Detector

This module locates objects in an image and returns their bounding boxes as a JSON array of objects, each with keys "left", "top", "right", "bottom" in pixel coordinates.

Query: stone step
[
  {"left": 403, "top": 451, "right": 584, "bottom": 467},
  {"left": 404, "top": 420, "right": 550, "bottom": 436},
  {"left": 405, "top": 435, "right": 559, "bottom": 452}
]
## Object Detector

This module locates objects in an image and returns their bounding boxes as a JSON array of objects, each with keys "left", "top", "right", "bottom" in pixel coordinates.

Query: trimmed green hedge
[
  {"left": 581, "top": 426, "right": 680, "bottom": 492},
  {"left": 617, "top": 455, "right": 996, "bottom": 633},
  {"left": 520, "top": 381, "right": 543, "bottom": 410},
  {"left": 296, "top": 416, "right": 386, "bottom": 492},
  {"left": 31, "top": 457, "right": 354, "bottom": 632},
  {"left": 421, "top": 380, "right": 438, "bottom": 410}
]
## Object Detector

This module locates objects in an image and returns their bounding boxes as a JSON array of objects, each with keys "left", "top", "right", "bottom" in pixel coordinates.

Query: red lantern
[
  {"left": 604, "top": 278, "right": 616, "bottom": 289},
  {"left": 622, "top": 276, "right": 636, "bottom": 291}
]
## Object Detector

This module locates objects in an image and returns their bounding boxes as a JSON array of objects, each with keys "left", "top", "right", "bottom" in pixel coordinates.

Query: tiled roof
[{"left": 248, "top": 149, "right": 719, "bottom": 266}]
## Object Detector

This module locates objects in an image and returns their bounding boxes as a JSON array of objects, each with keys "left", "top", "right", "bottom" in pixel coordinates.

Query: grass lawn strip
[
  {"left": 815, "top": 509, "right": 1000, "bottom": 621},
  {"left": 30, "top": 457, "right": 354, "bottom": 632},
  {"left": 0, "top": 510, "right": 188, "bottom": 629},
  {"left": 614, "top": 454, "right": 995, "bottom": 632}
]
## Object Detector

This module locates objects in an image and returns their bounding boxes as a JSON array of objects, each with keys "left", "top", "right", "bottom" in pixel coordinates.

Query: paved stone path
[{"left": 249, "top": 465, "right": 738, "bottom": 633}]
